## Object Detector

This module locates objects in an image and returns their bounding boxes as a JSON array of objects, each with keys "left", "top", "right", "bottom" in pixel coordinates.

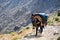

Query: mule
[{"left": 31, "top": 14, "right": 47, "bottom": 36}]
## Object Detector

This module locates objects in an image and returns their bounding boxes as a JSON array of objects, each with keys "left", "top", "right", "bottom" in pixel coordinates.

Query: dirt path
[
  {"left": 23, "top": 26, "right": 60, "bottom": 40},
  {"left": 0, "top": 24, "right": 60, "bottom": 40}
]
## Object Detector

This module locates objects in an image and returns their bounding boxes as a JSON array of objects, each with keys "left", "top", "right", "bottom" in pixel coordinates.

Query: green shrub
[
  {"left": 9, "top": 31, "right": 14, "bottom": 34},
  {"left": 12, "top": 37, "right": 17, "bottom": 40},
  {"left": 55, "top": 17, "right": 59, "bottom": 21},
  {"left": 26, "top": 27, "right": 29, "bottom": 29},
  {"left": 58, "top": 13, "right": 60, "bottom": 16},
  {"left": 57, "top": 37, "right": 60, "bottom": 40}
]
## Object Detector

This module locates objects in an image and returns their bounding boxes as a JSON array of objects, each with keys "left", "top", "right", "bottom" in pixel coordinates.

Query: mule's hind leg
[
  {"left": 39, "top": 26, "right": 44, "bottom": 34},
  {"left": 35, "top": 27, "right": 38, "bottom": 36}
]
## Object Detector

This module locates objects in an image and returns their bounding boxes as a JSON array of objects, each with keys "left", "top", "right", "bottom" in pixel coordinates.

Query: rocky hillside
[
  {"left": 0, "top": 0, "right": 60, "bottom": 33},
  {"left": 47, "top": 11, "right": 60, "bottom": 26}
]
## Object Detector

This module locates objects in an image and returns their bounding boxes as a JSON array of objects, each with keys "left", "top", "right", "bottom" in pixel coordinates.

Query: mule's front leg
[{"left": 35, "top": 27, "right": 38, "bottom": 36}]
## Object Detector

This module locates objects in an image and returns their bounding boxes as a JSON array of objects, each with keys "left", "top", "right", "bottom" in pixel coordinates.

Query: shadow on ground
[{"left": 24, "top": 34, "right": 42, "bottom": 39}]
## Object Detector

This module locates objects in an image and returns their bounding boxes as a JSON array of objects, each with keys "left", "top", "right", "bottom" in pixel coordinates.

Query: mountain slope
[{"left": 0, "top": 0, "right": 60, "bottom": 33}]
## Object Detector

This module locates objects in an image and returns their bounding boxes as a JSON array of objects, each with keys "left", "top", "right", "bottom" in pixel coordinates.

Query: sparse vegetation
[
  {"left": 58, "top": 13, "right": 60, "bottom": 16},
  {"left": 47, "top": 11, "right": 60, "bottom": 26},
  {"left": 9, "top": 31, "right": 14, "bottom": 34},
  {"left": 20, "top": 31, "right": 22, "bottom": 33},
  {"left": 26, "top": 27, "right": 29, "bottom": 29},
  {"left": 57, "top": 37, "right": 60, "bottom": 40},
  {"left": 12, "top": 37, "right": 18, "bottom": 40},
  {"left": 55, "top": 17, "right": 59, "bottom": 21},
  {"left": 47, "top": 20, "right": 53, "bottom": 25}
]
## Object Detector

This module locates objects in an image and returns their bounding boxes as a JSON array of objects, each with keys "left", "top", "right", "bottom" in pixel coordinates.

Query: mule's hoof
[{"left": 39, "top": 31, "right": 42, "bottom": 33}]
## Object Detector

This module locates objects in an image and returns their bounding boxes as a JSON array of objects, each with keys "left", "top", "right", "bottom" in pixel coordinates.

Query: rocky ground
[
  {"left": 23, "top": 25, "right": 60, "bottom": 40},
  {"left": 0, "top": 24, "right": 60, "bottom": 40}
]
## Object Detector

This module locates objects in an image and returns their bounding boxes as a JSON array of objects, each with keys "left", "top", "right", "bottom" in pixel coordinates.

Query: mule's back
[
  {"left": 31, "top": 14, "right": 48, "bottom": 27},
  {"left": 31, "top": 14, "right": 42, "bottom": 27}
]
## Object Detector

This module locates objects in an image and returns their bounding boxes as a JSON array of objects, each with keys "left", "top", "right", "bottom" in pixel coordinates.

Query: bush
[
  {"left": 12, "top": 37, "right": 17, "bottom": 40},
  {"left": 9, "top": 31, "right": 14, "bottom": 34},
  {"left": 58, "top": 13, "right": 60, "bottom": 16},
  {"left": 57, "top": 37, "right": 60, "bottom": 40},
  {"left": 26, "top": 27, "right": 29, "bottom": 29},
  {"left": 55, "top": 17, "right": 59, "bottom": 21}
]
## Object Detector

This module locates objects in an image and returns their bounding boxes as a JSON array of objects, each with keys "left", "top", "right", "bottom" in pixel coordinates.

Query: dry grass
[{"left": 0, "top": 24, "right": 33, "bottom": 40}]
